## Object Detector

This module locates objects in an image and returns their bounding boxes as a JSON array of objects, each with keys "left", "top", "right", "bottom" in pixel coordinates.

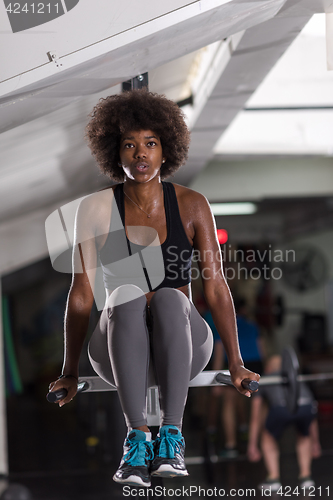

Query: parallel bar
[
  {"left": 74, "top": 370, "right": 333, "bottom": 394},
  {"left": 77, "top": 371, "right": 236, "bottom": 392},
  {"left": 298, "top": 373, "right": 333, "bottom": 383},
  {"left": 78, "top": 377, "right": 116, "bottom": 392},
  {"left": 256, "top": 375, "right": 285, "bottom": 386},
  {"left": 68, "top": 368, "right": 333, "bottom": 428},
  {"left": 189, "top": 370, "right": 230, "bottom": 387}
]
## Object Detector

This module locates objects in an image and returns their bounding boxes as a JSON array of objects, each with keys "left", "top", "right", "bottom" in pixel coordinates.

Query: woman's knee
[
  {"left": 150, "top": 287, "right": 189, "bottom": 311},
  {"left": 106, "top": 284, "right": 146, "bottom": 309}
]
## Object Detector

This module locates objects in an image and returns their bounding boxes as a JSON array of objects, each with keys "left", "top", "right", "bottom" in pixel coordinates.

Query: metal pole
[{"left": 0, "top": 278, "right": 9, "bottom": 494}]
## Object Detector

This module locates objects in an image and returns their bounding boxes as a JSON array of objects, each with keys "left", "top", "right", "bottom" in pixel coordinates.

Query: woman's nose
[{"left": 134, "top": 144, "right": 146, "bottom": 158}]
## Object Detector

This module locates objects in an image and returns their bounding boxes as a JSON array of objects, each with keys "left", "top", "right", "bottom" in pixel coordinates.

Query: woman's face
[{"left": 119, "top": 129, "right": 165, "bottom": 183}]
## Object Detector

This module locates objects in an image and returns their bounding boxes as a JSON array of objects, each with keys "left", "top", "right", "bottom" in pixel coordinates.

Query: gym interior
[{"left": 1, "top": 1, "right": 333, "bottom": 499}]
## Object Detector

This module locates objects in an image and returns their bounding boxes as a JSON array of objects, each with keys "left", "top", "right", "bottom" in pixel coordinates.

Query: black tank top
[{"left": 99, "top": 182, "right": 193, "bottom": 292}]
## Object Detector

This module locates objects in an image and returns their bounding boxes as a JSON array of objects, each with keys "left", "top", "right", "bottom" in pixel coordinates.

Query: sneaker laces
[
  {"left": 156, "top": 433, "right": 183, "bottom": 459},
  {"left": 124, "top": 438, "right": 154, "bottom": 467}
]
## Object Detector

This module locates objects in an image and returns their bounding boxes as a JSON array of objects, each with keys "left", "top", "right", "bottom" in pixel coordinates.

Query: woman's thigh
[
  {"left": 149, "top": 288, "right": 213, "bottom": 380},
  {"left": 88, "top": 306, "right": 116, "bottom": 387},
  {"left": 189, "top": 301, "right": 214, "bottom": 379},
  {"left": 88, "top": 285, "right": 149, "bottom": 387},
  {"left": 88, "top": 286, "right": 214, "bottom": 386}
]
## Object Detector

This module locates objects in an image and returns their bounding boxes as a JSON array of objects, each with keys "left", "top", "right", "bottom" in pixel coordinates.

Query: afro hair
[{"left": 85, "top": 89, "right": 191, "bottom": 182}]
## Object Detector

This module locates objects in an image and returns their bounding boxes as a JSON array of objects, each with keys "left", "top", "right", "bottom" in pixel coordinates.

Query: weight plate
[{"left": 282, "top": 346, "right": 300, "bottom": 414}]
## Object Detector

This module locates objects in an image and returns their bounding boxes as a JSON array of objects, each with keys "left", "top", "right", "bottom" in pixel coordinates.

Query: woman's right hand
[{"left": 48, "top": 376, "right": 78, "bottom": 407}]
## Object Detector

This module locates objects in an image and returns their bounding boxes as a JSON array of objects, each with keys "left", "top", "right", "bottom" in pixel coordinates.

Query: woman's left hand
[{"left": 229, "top": 364, "right": 260, "bottom": 397}]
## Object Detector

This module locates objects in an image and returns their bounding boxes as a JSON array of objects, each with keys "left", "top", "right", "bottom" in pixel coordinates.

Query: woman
[{"left": 49, "top": 90, "right": 259, "bottom": 488}]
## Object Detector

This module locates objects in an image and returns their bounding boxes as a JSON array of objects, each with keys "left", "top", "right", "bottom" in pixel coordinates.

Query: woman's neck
[{"left": 123, "top": 177, "right": 163, "bottom": 206}]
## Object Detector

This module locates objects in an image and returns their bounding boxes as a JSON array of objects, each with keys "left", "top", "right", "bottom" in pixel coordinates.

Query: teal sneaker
[
  {"left": 113, "top": 430, "right": 154, "bottom": 487},
  {"left": 151, "top": 425, "right": 189, "bottom": 477}
]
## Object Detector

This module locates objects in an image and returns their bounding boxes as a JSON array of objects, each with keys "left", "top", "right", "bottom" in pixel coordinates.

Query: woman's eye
[
  {"left": 124, "top": 143, "right": 133, "bottom": 148},
  {"left": 147, "top": 141, "right": 156, "bottom": 146}
]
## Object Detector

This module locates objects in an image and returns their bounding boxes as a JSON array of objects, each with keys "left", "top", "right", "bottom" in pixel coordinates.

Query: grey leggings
[{"left": 88, "top": 285, "right": 213, "bottom": 429}]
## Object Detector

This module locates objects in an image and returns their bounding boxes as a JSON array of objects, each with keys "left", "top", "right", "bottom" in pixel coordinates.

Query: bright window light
[{"left": 211, "top": 202, "right": 257, "bottom": 215}]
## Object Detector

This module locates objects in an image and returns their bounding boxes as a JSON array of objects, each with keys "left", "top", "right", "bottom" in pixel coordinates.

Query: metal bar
[
  {"left": 298, "top": 373, "right": 333, "bottom": 383},
  {"left": 78, "top": 372, "right": 235, "bottom": 392},
  {"left": 78, "top": 377, "right": 116, "bottom": 392},
  {"left": 189, "top": 372, "right": 285, "bottom": 387},
  {"left": 77, "top": 370, "right": 333, "bottom": 394},
  {"left": 74, "top": 368, "right": 333, "bottom": 429},
  {"left": 146, "top": 387, "right": 161, "bottom": 427},
  {"left": 0, "top": 279, "right": 9, "bottom": 480},
  {"left": 245, "top": 106, "right": 333, "bottom": 111},
  {"left": 256, "top": 375, "right": 285, "bottom": 386},
  {"left": 189, "top": 371, "right": 230, "bottom": 387},
  {"left": 122, "top": 73, "right": 148, "bottom": 92}
]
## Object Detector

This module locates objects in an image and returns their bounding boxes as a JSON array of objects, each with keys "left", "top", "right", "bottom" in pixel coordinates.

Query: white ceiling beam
[
  {"left": 190, "top": 156, "right": 333, "bottom": 201},
  {"left": 174, "top": 0, "right": 320, "bottom": 184},
  {"left": 0, "top": 0, "right": 287, "bottom": 133},
  {"left": 0, "top": 0, "right": 332, "bottom": 274},
  {"left": 327, "top": 13, "right": 333, "bottom": 69}
]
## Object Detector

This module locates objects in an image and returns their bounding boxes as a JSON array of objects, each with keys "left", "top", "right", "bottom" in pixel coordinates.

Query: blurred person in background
[
  {"left": 205, "top": 298, "right": 263, "bottom": 457},
  {"left": 247, "top": 355, "right": 321, "bottom": 492}
]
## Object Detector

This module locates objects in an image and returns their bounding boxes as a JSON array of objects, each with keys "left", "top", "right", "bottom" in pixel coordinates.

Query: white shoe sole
[
  {"left": 300, "top": 480, "right": 315, "bottom": 489},
  {"left": 151, "top": 464, "right": 189, "bottom": 478},
  {"left": 113, "top": 473, "right": 151, "bottom": 487},
  {"left": 258, "top": 482, "right": 281, "bottom": 492}
]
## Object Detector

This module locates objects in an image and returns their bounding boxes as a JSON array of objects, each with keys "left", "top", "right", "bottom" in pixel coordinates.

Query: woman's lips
[{"left": 135, "top": 162, "right": 149, "bottom": 171}]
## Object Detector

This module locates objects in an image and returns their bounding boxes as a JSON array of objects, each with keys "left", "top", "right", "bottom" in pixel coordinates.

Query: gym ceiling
[{"left": 0, "top": 0, "right": 332, "bottom": 274}]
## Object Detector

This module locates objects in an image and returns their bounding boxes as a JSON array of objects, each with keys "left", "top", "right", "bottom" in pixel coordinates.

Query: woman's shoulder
[
  {"left": 171, "top": 183, "right": 209, "bottom": 206},
  {"left": 171, "top": 183, "right": 211, "bottom": 218},
  {"left": 78, "top": 185, "right": 115, "bottom": 212},
  {"left": 170, "top": 184, "right": 213, "bottom": 238},
  {"left": 75, "top": 185, "right": 116, "bottom": 235}
]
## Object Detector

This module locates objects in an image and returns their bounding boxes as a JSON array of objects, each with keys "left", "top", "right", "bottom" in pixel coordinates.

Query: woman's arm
[
  {"left": 62, "top": 270, "right": 95, "bottom": 380},
  {"left": 192, "top": 192, "right": 260, "bottom": 395},
  {"left": 210, "top": 341, "right": 226, "bottom": 397},
  {"left": 49, "top": 197, "right": 98, "bottom": 406},
  {"left": 211, "top": 341, "right": 225, "bottom": 371}
]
